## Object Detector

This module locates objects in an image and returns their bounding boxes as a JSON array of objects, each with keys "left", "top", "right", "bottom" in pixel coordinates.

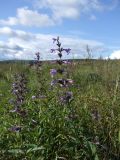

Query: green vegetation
[{"left": 0, "top": 59, "right": 120, "bottom": 160}]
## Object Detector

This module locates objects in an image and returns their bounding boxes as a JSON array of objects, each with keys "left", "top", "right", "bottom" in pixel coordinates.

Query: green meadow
[{"left": 0, "top": 59, "right": 120, "bottom": 160}]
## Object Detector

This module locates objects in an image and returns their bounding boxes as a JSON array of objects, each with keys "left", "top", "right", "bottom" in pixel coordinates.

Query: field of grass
[{"left": 0, "top": 59, "right": 120, "bottom": 160}]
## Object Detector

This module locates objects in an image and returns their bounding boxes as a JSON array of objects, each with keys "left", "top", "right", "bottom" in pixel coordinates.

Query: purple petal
[
  {"left": 51, "top": 49, "right": 56, "bottom": 53},
  {"left": 63, "top": 48, "right": 71, "bottom": 54}
]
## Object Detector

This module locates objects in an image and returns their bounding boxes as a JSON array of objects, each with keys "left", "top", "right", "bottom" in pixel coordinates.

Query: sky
[{"left": 0, "top": 0, "right": 120, "bottom": 60}]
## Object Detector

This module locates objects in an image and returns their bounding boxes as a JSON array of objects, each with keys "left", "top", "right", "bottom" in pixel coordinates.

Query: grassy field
[{"left": 0, "top": 59, "right": 120, "bottom": 160}]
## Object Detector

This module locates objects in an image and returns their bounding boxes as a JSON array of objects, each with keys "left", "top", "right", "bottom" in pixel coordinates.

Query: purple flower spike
[
  {"left": 63, "top": 48, "right": 71, "bottom": 54},
  {"left": 35, "top": 52, "right": 40, "bottom": 61},
  {"left": 50, "top": 69, "right": 57, "bottom": 77}
]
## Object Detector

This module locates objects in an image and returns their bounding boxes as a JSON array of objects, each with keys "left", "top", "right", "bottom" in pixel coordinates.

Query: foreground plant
[
  {"left": 32, "top": 52, "right": 47, "bottom": 99},
  {"left": 50, "top": 36, "right": 73, "bottom": 104},
  {"left": 10, "top": 73, "right": 28, "bottom": 117}
]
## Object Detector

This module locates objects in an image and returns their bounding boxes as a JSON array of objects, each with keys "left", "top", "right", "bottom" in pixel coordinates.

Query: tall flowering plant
[
  {"left": 50, "top": 36, "right": 73, "bottom": 104},
  {"left": 32, "top": 52, "right": 46, "bottom": 100},
  {"left": 9, "top": 73, "right": 28, "bottom": 132},
  {"left": 10, "top": 73, "right": 28, "bottom": 116}
]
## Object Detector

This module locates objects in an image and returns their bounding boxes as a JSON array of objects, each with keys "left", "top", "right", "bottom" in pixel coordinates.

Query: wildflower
[
  {"left": 50, "top": 69, "right": 57, "bottom": 77},
  {"left": 50, "top": 49, "right": 56, "bottom": 53},
  {"left": 9, "top": 125, "right": 21, "bottom": 132},
  {"left": 34, "top": 52, "right": 42, "bottom": 69},
  {"left": 11, "top": 73, "right": 28, "bottom": 110},
  {"left": 50, "top": 37, "right": 74, "bottom": 105},
  {"left": 35, "top": 52, "right": 40, "bottom": 61},
  {"left": 63, "top": 48, "right": 71, "bottom": 54}
]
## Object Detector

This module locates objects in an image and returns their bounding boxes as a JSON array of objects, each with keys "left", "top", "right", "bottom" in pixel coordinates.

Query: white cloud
[
  {"left": 0, "top": 0, "right": 118, "bottom": 27},
  {"left": 0, "top": 7, "right": 54, "bottom": 27},
  {"left": 34, "top": 0, "right": 117, "bottom": 21},
  {"left": 0, "top": 27, "right": 105, "bottom": 60},
  {"left": 109, "top": 50, "right": 120, "bottom": 59},
  {"left": 34, "top": 0, "right": 101, "bottom": 21},
  {"left": 0, "top": 27, "right": 35, "bottom": 40}
]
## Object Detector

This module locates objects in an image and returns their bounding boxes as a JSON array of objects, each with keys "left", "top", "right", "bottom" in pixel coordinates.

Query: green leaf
[
  {"left": 27, "top": 146, "right": 45, "bottom": 153},
  {"left": 8, "top": 149, "right": 24, "bottom": 154},
  {"left": 88, "top": 141, "right": 97, "bottom": 155}
]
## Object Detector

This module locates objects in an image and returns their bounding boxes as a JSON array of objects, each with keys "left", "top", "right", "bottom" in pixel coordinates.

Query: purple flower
[
  {"left": 51, "top": 49, "right": 56, "bottom": 53},
  {"left": 50, "top": 69, "right": 57, "bottom": 77},
  {"left": 63, "top": 48, "right": 71, "bottom": 54},
  {"left": 9, "top": 126, "right": 21, "bottom": 132},
  {"left": 35, "top": 52, "right": 40, "bottom": 61}
]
